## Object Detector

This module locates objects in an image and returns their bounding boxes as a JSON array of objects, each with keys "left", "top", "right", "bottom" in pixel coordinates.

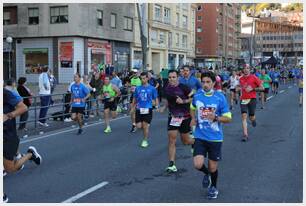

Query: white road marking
[
  {"left": 280, "top": 90, "right": 285, "bottom": 94},
  {"left": 288, "top": 86, "right": 292, "bottom": 89},
  {"left": 20, "top": 115, "right": 129, "bottom": 144},
  {"left": 267, "top": 96, "right": 274, "bottom": 101},
  {"left": 62, "top": 181, "right": 109, "bottom": 203}
]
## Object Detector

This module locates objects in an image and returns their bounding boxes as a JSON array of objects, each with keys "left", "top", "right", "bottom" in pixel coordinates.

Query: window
[
  {"left": 168, "top": 32, "right": 172, "bottom": 47},
  {"left": 3, "top": 7, "right": 17, "bottom": 25},
  {"left": 197, "top": 36, "right": 202, "bottom": 42},
  {"left": 97, "top": 10, "right": 103, "bottom": 26},
  {"left": 176, "top": 33, "right": 179, "bottom": 46},
  {"left": 182, "top": 35, "right": 187, "bottom": 48},
  {"left": 197, "top": 16, "right": 202, "bottom": 21},
  {"left": 124, "top": 16, "right": 133, "bottom": 31},
  {"left": 197, "top": 47, "right": 202, "bottom": 53},
  {"left": 28, "top": 8, "right": 39, "bottom": 25},
  {"left": 3, "top": 11, "right": 10, "bottom": 25},
  {"left": 197, "top": 5, "right": 202, "bottom": 11},
  {"left": 197, "top": 26, "right": 202, "bottom": 32},
  {"left": 110, "top": 13, "right": 116, "bottom": 28},
  {"left": 50, "top": 6, "right": 68, "bottom": 24},
  {"left": 24, "top": 48, "right": 49, "bottom": 74},
  {"left": 164, "top": 7, "right": 170, "bottom": 24},
  {"left": 154, "top": 4, "right": 162, "bottom": 21},
  {"left": 182, "top": 15, "right": 187, "bottom": 28},
  {"left": 159, "top": 31, "right": 165, "bottom": 44},
  {"left": 151, "top": 29, "right": 158, "bottom": 43},
  {"left": 176, "top": 13, "right": 179, "bottom": 27}
]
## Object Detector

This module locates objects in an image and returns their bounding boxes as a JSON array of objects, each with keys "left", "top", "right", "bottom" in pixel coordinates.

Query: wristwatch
[{"left": 213, "top": 115, "right": 219, "bottom": 122}]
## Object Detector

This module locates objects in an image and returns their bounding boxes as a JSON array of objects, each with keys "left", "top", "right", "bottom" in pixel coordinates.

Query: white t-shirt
[{"left": 229, "top": 75, "right": 239, "bottom": 89}]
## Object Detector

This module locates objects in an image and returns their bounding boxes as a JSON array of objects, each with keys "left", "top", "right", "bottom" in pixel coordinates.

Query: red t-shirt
[
  {"left": 239, "top": 74, "right": 262, "bottom": 100},
  {"left": 214, "top": 75, "right": 222, "bottom": 91}
]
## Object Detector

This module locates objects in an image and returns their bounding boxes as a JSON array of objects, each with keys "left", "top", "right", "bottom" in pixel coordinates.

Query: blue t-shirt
[
  {"left": 270, "top": 71, "right": 280, "bottom": 82},
  {"left": 70, "top": 82, "right": 90, "bottom": 107},
  {"left": 191, "top": 90, "right": 230, "bottom": 142},
  {"left": 179, "top": 75, "right": 202, "bottom": 92},
  {"left": 133, "top": 85, "right": 158, "bottom": 109}
]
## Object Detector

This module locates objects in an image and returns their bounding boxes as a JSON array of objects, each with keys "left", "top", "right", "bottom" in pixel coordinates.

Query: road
[{"left": 4, "top": 83, "right": 303, "bottom": 203}]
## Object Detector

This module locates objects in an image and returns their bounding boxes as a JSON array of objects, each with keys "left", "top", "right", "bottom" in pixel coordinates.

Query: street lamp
[{"left": 6, "top": 36, "right": 13, "bottom": 79}]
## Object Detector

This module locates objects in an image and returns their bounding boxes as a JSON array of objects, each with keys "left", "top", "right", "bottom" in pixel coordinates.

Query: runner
[
  {"left": 129, "top": 69, "right": 142, "bottom": 133},
  {"left": 101, "top": 76, "right": 121, "bottom": 133},
  {"left": 298, "top": 68, "right": 303, "bottom": 107},
  {"left": 132, "top": 72, "right": 159, "bottom": 148},
  {"left": 239, "top": 64, "right": 264, "bottom": 141},
  {"left": 179, "top": 65, "right": 202, "bottom": 96},
  {"left": 270, "top": 67, "right": 280, "bottom": 95},
  {"left": 70, "top": 73, "right": 90, "bottom": 135},
  {"left": 259, "top": 69, "right": 272, "bottom": 109},
  {"left": 4, "top": 88, "right": 42, "bottom": 202},
  {"left": 228, "top": 70, "right": 240, "bottom": 110},
  {"left": 160, "top": 69, "right": 195, "bottom": 172},
  {"left": 190, "top": 71, "right": 232, "bottom": 199}
]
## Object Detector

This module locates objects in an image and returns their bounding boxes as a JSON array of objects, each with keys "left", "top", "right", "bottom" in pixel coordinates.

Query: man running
[
  {"left": 70, "top": 73, "right": 90, "bottom": 135},
  {"left": 239, "top": 64, "right": 264, "bottom": 141},
  {"left": 101, "top": 76, "right": 121, "bottom": 133},
  {"left": 190, "top": 71, "right": 232, "bottom": 199},
  {"left": 270, "top": 67, "right": 280, "bottom": 95},
  {"left": 259, "top": 69, "right": 272, "bottom": 109},
  {"left": 179, "top": 65, "right": 202, "bottom": 96},
  {"left": 160, "top": 69, "right": 195, "bottom": 172},
  {"left": 229, "top": 70, "right": 240, "bottom": 110},
  {"left": 132, "top": 72, "right": 159, "bottom": 148},
  {"left": 129, "top": 69, "right": 142, "bottom": 132}
]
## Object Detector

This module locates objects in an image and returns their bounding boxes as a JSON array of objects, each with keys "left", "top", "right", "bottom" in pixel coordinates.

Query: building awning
[{"left": 23, "top": 48, "right": 48, "bottom": 54}]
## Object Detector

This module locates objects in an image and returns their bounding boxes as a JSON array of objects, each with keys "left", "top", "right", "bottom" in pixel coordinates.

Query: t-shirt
[
  {"left": 179, "top": 75, "right": 202, "bottom": 92},
  {"left": 229, "top": 75, "right": 239, "bottom": 89},
  {"left": 259, "top": 74, "right": 272, "bottom": 88},
  {"left": 239, "top": 74, "right": 262, "bottom": 100},
  {"left": 214, "top": 75, "right": 222, "bottom": 91},
  {"left": 133, "top": 85, "right": 158, "bottom": 109},
  {"left": 270, "top": 71, "right": 280, "bottom": 82},
  {"left": 164, "top": 83, "right": 191, "bottom": 117},
  {"left": 130, "top": 76, "right": 142, "bottom": 93},
  {"left": 191, "top": 90, "right": 230, "bottom": 142},
  {"left": 70, "top": 82, "right": 90, "bottom": 107},
  {"left": 4, "top": 88, "right": 23, "bottom": 140}
]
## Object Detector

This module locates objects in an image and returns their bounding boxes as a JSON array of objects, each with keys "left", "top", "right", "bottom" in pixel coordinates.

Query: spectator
[
  {"left": 89, "top": 72, "right": 103, "bottom": 116},
  {"left": 48, "top": 69, "right": 57, "bottom": 105},
  {"left": 38, "top": 67, "right": 51, "bottom": 127},
  {"left": 82, "top": 75, "right": 93, "bottom": 118}
]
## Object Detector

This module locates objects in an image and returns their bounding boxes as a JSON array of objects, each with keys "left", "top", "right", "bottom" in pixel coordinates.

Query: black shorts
[
  {"left": 136, "top": 109, "right": 153, "bottom": 124},
  {"left": 71, "top": 107, "right": 85, "bottom": 114},
  {"left": 230, "top": 88, "right": 236, "bottom": 93},
  {"left": 272, "top": 82, "right": 279, "bottom": 88},
  {"left": 264, "top": 88, "right": 269, "bottom": 94},
  {"left": 240, "top": 98, "right": 257, "bottom": 116},
  {"left": 193, "top": 138, "right": 222, "bottom": 161},
  {"left": 3, "top": 135, "right": 20, "bottom": 161},
  {"left": 167, "top": 116, "right": 191, "bottom": 134},
  {"left": 104, "top": 100, "right": 117, "bottom": 111}
]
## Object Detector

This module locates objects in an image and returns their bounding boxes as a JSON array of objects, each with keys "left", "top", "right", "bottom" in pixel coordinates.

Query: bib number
[
  {"left": 170, "top": 117, "right": 183, "bottom": 127},
  {"left": 140, "top": 108, "right": 149, "bottom": 114},
  {"left": 241, "top": 99, "right": 251, "bottom": 105},
  {"left": 74, "top": 98, "right": 81, "bottom": 104}
]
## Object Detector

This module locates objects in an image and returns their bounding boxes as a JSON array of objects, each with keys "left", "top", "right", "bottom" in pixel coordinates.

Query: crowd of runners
[{"left": 3, "top": 63, "right": 303, "bottom": 202}]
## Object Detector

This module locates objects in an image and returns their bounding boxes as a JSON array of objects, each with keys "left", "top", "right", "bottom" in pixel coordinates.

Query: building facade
[
  {"left": 3, "top": 3, "right": 134, "bottom": 83},
  {"left": 195, "top": 3, "right": 241, "bottom": 69},
  {"left": 131, "top": 3, "right": 196, "bottom": 73}
]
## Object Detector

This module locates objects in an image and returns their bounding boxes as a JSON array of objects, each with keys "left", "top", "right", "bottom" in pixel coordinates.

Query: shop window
[
  {"left": 24, "top": 48, "right": 48, "bottom": 74},
  {"left": 124, "top": 16, "right": 133, "bottom": 31},
  {"left": 50, "top": 6, "right": 68, "bottom": 24},
  {"left": 97, "top": 10, "right": 103, "bottom": 26},
  {"left": 28, "top": 8, "right": 39, "bottom": 25},
  {"left": 111, "top": 13, "right": 116, "bottom": 28}
]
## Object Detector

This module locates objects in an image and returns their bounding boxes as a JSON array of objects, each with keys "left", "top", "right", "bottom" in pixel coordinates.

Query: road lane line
[
  {"left": 267, "top": 96, "right": 274, "bottom": 101},
  {"left": 20, "top": 115, "right": 129, "bottom": 144},
  {"left": 62, "top": 181, "right": 109, "bottom": 203},
  {"left": 288, "top": 86, "right": 292, "bottom": 89},
  {"left": 280, "top": 90, "right": 285, "bottom": 93}
]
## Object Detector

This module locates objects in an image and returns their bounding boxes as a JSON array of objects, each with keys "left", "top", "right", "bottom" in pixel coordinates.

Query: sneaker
[
  {"left": 64, "top": 118, "right": 73, "bottom": 122},
  {"left": 22, "top": 134, "right": 28, "bottom": 138},
  {"left": 130, "top": 125, "right": 137, "bottom": 133},
  {"left": 38, "top": 121, "right": 45, "bottom": 126},
  {"left": 104, "top": 127, "right": 112, "bottom": 133},
  {"left": 18, "top": 164, "right": 24, "bottom": 171},
  {"left": 251, "top": 120, "right": 257, "bottom": 127},
  {"left": 140, "top": 139, "right": 149, "bottom": 148},
  {"left": 241, "top": 135, "right": 248, "bottom": 142},
  {"left": 166, "top": 165, "right": 177, "bottom": 173},
  {"left": 202, "top": 174, "right": 211, "bottom": 188},
  {"left": 3, "top": 193, "right": 8, "bottom": 203},
  {"left": 207, "top": 186, "right": 219, "bottom": 199},
  {"left": 27, "top": 146, "right": 42, "bottom": 165},
  {"left": 77, "top": 128, "right": 83, "bottom": 135}
]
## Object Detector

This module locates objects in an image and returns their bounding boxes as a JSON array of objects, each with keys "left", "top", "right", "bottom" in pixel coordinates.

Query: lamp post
[{"left": 6, "top": 36, "right": 13, "bottom": 79}]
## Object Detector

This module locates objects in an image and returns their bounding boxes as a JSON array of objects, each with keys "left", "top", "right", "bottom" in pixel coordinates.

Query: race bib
[
  {"left": 140, "top": 108, "right": 149, "bottom": 114},
  {"left": 73, "top": 98, "right": 81, "bottom": 104},
  {"left": 170, "top": 117, "right": 183, "bottom": 127},
  {"left": 241, "top": 99, "right": 251, "bottom": 105}
]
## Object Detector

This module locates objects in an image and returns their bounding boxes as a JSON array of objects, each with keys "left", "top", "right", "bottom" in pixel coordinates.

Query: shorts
[
  {"left": 104, "top": 100, "right": 117, "bottom": 111},
  {"left": 71, "top": 107, "right": 85, "bottom": 114},
  {"left": 129, "top": 93, "right": 134, "bottom": 103},
  {"left": 240, "top": 98, "right": 257, "bottom": 116},
  {"left": 230, "top": 88, "right": 236, "bottom": 93},
  {"left": 167, "top": 116, "right": 191, "bottom": 134},
  {"left": 136, "top": 108, "right": 153, "bottom": 124},
  {"left": 272, "top": 82, "right": 279, "bottom": 88},
  {"left": 299, "top": 88, "right": 303, "bottom": 94},
  {"left": 193, "top": 138, "right": 222, "bottom": 161},
  {"left": 264, "top": 88, "right": 269, "bottom": 94},
  {"left": 3, "top": 135, "right": 20, "bottom": 161}
]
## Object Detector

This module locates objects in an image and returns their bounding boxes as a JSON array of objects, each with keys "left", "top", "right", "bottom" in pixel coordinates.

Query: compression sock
[
  {"left": 198, "top": 164, "right": 209, "bottom": 175},
  {"left": 211, "top": 170, "right": 218, "bottom": 187}
]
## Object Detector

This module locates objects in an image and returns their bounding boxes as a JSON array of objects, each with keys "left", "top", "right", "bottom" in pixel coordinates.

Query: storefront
[{"left": 87, "top": 39, "right": 112, "bottom": 73}]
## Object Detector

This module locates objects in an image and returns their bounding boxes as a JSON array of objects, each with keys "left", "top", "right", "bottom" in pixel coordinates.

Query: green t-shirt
[
  {"left": 259, "top": 74, "right": 271, "bottom": 88},
  {"left": 160, "top": 69, "right": 169, "bottom": 79},
  {"left": 130, "top": 77, "right": 141, "bottom": 86},
  {"left": 102, "top": 84, "right": 116, "bottom": 98}
]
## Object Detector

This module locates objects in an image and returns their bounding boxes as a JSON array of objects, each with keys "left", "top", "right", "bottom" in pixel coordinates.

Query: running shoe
[
  {"left": 191, "top": 144, "right": 194, "bottom": 154},
  {"left": 207, "top": 186, "right": 219, "bottom": 199},
  {"left": 140, "top": 139, "right": 149, "bottom": 148},
  {"left": 104, "top": 127, "right": 112, "bottom": 133},
  {"left": 27, "top": 146, "right": 42, "bottom": 165},
  {"left": 241, "top": 135, "right": 248, "bottom": 142},
  {"left": 130, "top": 125, "right": 137, "bottom": 133},
  {"left": 251, "top": 120, "right": 257, "bottom": 127},
  {"left": 202, "top": 174, "right": 211, "bottom": 188},
  {"left": 3, "top": 193, "right": 8, "bottom": 203},
  {"left": 166, "top": 165, "right": 177, "bottom": 173},
  {"left": 77, "top": 128, "right": 83, "bottom": 135}
]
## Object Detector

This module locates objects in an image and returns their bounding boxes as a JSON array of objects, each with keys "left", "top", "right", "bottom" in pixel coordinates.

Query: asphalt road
[{"left": 4, "top": 83, "right": 303, "bottom": 203}]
